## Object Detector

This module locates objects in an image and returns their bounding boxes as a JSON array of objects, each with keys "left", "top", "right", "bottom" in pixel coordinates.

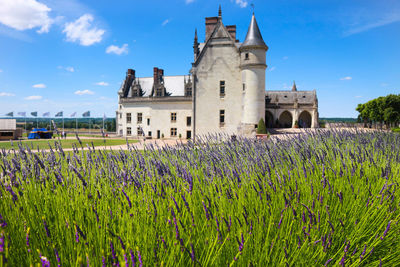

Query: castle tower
[{"left": 240, "top": 13, "right": 268, "bottom": 134}]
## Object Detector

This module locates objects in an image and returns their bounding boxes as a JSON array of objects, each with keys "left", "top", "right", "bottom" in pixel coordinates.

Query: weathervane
[{"left": 251, "top": 3, "right": 255, "bottom": 14}]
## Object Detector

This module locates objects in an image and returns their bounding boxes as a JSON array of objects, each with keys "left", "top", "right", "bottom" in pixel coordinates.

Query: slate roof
[{"left": 241, "top": 14, "right": 267, "bottom": 49}]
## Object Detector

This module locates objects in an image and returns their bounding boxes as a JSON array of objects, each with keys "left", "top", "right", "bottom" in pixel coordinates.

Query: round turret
[{"left": 240, "top": 14, "right": 268, "bottom": 134}]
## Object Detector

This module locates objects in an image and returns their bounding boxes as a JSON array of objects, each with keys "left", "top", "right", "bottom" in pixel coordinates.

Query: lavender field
[{"left": 0, "top": 130, "right": 399, "bottom": 266}]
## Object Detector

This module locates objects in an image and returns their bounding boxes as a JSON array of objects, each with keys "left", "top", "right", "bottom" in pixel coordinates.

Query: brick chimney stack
[
  {"left": 226, "top": 25, "right": 237, "bottom": 41},
  {"left": 153, "top": 67, "right": 159, "bottom": 83},
  {"left": 153, "top": 67, "right": 164, "bottom": 84},
  {"left": 127, "top": 69, "right": 135, "bottom": 79},
  {"left": 205, "top": 17, "right": 218, "bottom": 40}
]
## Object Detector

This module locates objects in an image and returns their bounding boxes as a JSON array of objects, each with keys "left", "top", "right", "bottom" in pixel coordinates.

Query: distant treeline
[
  {"left": 0, "top": 117, "right": 116, "bottom": 132},
  {"left": 356, "top": 94, "right": 400, "bottom": 128},
  {"left": 320, "top": 118, "right": 358, "bottom": 123}
]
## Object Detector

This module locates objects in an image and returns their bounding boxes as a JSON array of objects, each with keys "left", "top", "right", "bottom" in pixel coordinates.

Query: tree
[
  {"left": 257, "top": 118, "right": 267, "bottom": 134},
  {"left": 356, "top": 94, "right": 400, "bottom": 128}
]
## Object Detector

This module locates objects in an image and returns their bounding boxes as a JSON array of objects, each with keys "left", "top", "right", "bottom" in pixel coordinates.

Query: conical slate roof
[{"left": 241, "top": 14, "right": 267, "bottom": 49}]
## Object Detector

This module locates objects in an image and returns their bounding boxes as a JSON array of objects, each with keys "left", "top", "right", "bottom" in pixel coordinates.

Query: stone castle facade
[{"left": 117, "top": 7, "right": 318, "bottom": 138}]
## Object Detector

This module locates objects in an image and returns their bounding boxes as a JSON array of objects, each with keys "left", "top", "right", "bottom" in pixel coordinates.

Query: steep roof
[
  {"left": 122, "top": 75, "right": 189, "bottom": 97},
  {"left": 241, "top": 14, "right": 268, "bottom": 49}
]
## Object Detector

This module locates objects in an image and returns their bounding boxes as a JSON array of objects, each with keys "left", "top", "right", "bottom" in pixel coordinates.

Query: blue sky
[{"left": 0, "top": 0, "right": 399, "bottom": 118}]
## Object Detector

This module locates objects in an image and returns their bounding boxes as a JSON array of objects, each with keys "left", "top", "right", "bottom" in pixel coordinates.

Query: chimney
[
  {"left": 153, "top": 67, "right": 159, "bottom": 83},
  {"left": 158, "top": 68, "right": 164, "bottom": 83},
  {"left": 127, "top": 69, "right": 135, "bottom": 79},
  {"left": 226, "top": 25, "right": 236, "bottom": 40},
  {"left": 205, "top": 17, "right": 218, "bottom": 40}
]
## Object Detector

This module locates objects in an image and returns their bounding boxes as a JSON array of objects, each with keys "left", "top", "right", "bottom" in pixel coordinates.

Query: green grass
[
  {"left": 0, "top": 138, "right": 137, "bottom": 150},
  {"left": 1, "top": 130, "right": 400, "bottom": 266}
]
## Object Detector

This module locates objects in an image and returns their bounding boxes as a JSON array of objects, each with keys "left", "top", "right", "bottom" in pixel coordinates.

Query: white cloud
[
  {"left": 63, "top": 14, "right": 105, "bottom": 46},
  {"left": 0, "top": 69, "right": 3, "bottom": 73},
  {"left": 340, "top": 76, "right": 352, "bottom": 80},
  {"left": 381, "top": 83, "right": 389, "bottom": 87},
  {"left": 282, "top": 56, "right": 289, "bottom": 60},
  {"left": 355, "top": 95, "right": 363, "bottom": 98},
  {"left": 185, "top": 0, "right": 195, "bottom": 3},
  {"left": 234, "top": 0, "right": 248, "bottom": 8},
  {"left": 95, "top": 82, "right": 109, "bottom": 86},
  {"left": 344, "top": 13, "right": 400, "bottom": 37},
  {"left": 269, "top": 66, "right": 276, "bottom": 72},
  {"left": 0, "top": 0, "right": 53, "bottom": 33},
  {"left": 25, "top": 95, "right": 42, "bottom": 100},
  {"left": 32, "top": 83, "right": 46, "bottom": 88},
  {"left": 106, "top": 44, "right": 128, "bottom": 55},
  {"left": 58, "top": 66, "right": 75, "bottom": 72},
  {"left": 0, "top": 92, "right": 15, "bottom": 97},
  {"left": 162, "top": 19, "right": 170, "bottom": 26},
  {"left": 74, "top": 89, "right": 94, "bottom": 95}
]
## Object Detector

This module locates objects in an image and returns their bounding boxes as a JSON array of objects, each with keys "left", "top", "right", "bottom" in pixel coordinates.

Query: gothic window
[
  {"left": 220, "top": 81, "right": 225, "bottom": 97},
  {"left": 219, "top": 110, "right": 225, "bottom": 126},
  {"left": 171, "top": 112, "right": 177, "bottom": 122},
  {"left": 137, "top": 113, "right": 143, "bottom": 123},
  {"left": 185, "top": 87, "right": 192, "bottom": 97},
  {"left": 170, "top": 128, "right": 177, "bottom": 137},
  {"left": 156, "top": 88, "right": 163, "bottom": 97}
]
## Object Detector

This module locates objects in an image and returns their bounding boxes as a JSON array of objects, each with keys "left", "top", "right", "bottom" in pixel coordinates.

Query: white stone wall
[
  {"left": 241, "top": 67, "right": 265, "bottom": 125},
  {"left": 194, "top": 43, "right": 243, "bottom": 136},
  {"left": 117, "top": 101, "right": 193, "bottom": 138}
]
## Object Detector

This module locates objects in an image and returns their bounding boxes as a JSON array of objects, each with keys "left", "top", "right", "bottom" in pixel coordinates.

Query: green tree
[{"left": 257, "top": 118, "right": 267, "bottom": 134}]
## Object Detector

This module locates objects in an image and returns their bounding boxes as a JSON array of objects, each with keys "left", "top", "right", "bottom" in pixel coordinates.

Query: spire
[
  {"left": 218, "top": 5, "right": 222, "bottom": 18},
  {"left": 241, "top": 14, "right": 268, "bottom": 49},
  {"left": 193, "top": 28, "right": 199, "bottom": 61},
  {"left": 292, "top": 81, "right": 297, "bottom": 91}
]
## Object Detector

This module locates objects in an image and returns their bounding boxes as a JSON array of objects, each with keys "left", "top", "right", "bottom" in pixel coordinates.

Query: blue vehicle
[{"left": 28, "top": 128, "right": 53, "bottom": 139}]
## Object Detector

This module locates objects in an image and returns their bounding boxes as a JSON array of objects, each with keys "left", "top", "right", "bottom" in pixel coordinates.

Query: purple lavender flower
[
  {"left": 40, "top": 256, "right": 51, "bottom": 267},
  {"left": 0, "top": 232, "right": 4, "bottom": 253},
  {"left": 122, "top": 189, "right": 132, "bottom": 209},
  {"left": 43, "top": 218, "right": 51, "bottom": 238},
  {"left": 54, "top": 248, "right": 61, "bottom": 267},
  {"left": 381, "top": 221, "right": 391, "bottom": 240},
  {"left": 137, "top": 249, "right": 143, "bottom": 267},
  {"left": 324, "top": 258, "right": 333, "bottom": 266},
  {"left": 130, "top": 248, "right": 136, "bottom": 266}
]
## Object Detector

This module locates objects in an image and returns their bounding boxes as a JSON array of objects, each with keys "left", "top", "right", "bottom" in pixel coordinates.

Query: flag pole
[
  {"left": 76, "top": 117, "right": 78, "bottom": 132},
  {"left": 62, "top": 114, "right": 64, "bottom": 133},
  {"left": 103, "top": 115, "right": 105, "bottom": 131}
]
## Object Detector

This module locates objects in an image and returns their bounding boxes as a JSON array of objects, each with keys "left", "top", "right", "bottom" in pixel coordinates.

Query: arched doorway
[
  {"left": 279, "top": 111, "right": 292, "bottom": 128},
  {"left": 298, "top": 111, "right": 312, "bottom": 128},
  {"left": 265, "top": 111, "right": 274, "bottom": 128}
]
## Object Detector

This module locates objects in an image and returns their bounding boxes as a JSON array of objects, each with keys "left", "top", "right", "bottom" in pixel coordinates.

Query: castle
[{"left": 117, "top": 7, "right": 318, "bottom": 139}]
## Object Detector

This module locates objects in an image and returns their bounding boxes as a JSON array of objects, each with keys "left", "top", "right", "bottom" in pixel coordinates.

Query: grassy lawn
[{"left": 0, "top": 138, "right": 138, "bottom": 150}]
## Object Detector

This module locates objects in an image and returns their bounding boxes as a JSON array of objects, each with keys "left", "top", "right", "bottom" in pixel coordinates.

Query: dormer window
[
  {"left": 220, "top": 81, "right": 225, "bottom": 97},
  {"left": 284, "top": 95, "right": 287, "bottom": 98},
  {"left": 185, "top": 87, "right": 192, "bottom": 97}
]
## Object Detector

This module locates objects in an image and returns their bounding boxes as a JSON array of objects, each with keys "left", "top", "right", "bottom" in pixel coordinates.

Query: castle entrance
[
  {"left": 265, "top": 111, "right": 274, "bottom": 128},
  {"left": 298, "top": 111, "right": 312, "bottom": 128},
  {"left": 279, "top": 111, "right": 292, "bottom": 128}
]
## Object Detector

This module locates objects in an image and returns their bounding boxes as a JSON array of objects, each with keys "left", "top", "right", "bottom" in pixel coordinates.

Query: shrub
[{"left": 256, "top": 118, "right": 267, "bottom": 134}]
